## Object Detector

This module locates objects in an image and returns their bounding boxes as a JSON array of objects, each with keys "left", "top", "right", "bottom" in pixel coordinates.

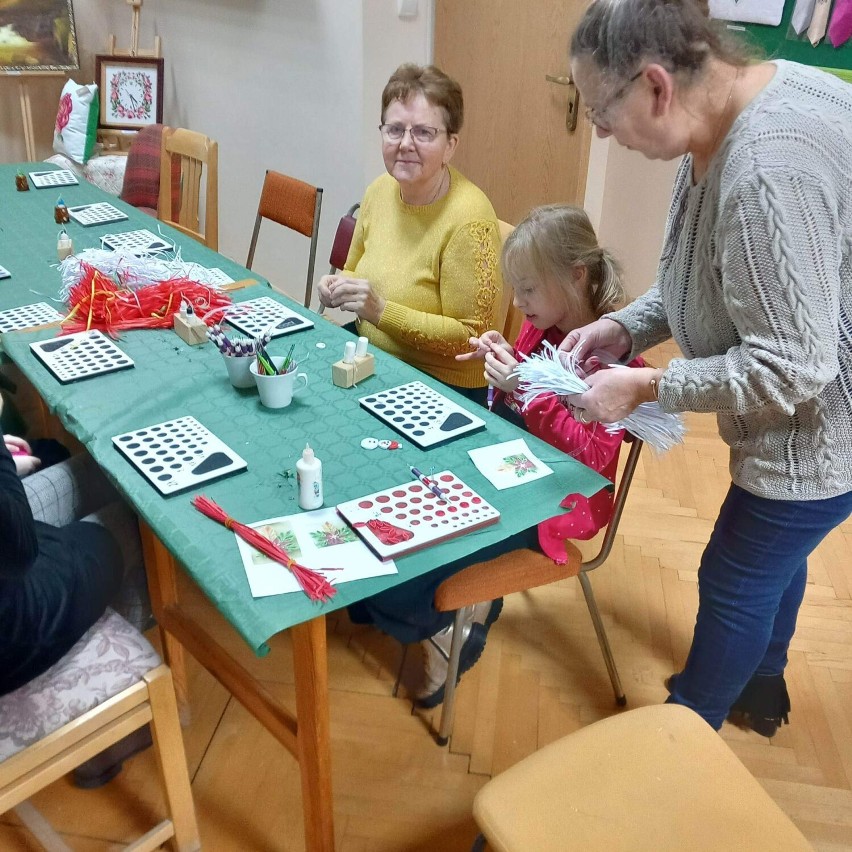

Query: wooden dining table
[{"left": 0, "top": 163, "right": 609, "bottom": 850}]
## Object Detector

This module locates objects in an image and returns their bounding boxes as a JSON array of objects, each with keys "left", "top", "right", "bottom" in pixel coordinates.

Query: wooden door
[{"left": 434, "top": 0, "right": 593, "bottom": 226}]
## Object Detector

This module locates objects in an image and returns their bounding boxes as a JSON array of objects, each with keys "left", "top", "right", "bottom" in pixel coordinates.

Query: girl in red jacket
[
  {"left": 467, "top": 203, "right": 639, "bottom": 560},
  {"left": 349, "top": 204, "right": 637, "bottom": 708}
]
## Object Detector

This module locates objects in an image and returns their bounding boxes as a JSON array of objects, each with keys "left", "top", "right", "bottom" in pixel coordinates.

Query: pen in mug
[{"left": 409, "top": 465, "right": 446, "bottom": 501}]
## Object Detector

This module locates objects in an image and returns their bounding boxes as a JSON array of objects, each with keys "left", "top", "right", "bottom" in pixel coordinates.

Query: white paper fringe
[
  {"left": 512, "top": 341, "right": 686, "bottom": 452},
  {"left": 58, "top": 247, "right": 229, "bottom": 301}
]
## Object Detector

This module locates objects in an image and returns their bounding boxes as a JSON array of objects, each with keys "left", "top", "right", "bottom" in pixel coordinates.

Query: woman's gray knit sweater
[{"left": 611, "top": 61, "right": 852, "bottom": 500}]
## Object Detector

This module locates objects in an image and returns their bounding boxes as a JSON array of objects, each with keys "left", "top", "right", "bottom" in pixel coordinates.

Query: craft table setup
[{"left": 0, "top": 163, "right": 609, "bottom": 851}]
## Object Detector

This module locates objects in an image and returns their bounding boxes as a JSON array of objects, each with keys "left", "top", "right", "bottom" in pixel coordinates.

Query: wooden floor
[{"left": 4, "top": 340, "right": 852, "bottom": 851}]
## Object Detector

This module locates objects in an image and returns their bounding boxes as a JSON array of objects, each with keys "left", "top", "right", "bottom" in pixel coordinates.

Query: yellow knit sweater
[{"left": 344, "top": 166, "right": 502, "bottom": 388}]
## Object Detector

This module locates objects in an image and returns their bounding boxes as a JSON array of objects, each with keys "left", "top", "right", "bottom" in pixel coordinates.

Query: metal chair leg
[
  {"left": 436, "top": 607, "right": 470, "bottom": 746},
  {"left": 578, "top": 571, "right": 626, "bottom": 706}
]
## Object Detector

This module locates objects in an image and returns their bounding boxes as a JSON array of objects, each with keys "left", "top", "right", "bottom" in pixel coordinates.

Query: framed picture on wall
[
  {"left": 95, "top": 55, "right": 164, "bottom": 129},
  {"left": 0, "top": 0, "right": 80, "bottom": 71}
]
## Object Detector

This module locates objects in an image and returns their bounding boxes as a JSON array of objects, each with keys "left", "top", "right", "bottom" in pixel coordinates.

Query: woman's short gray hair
[{"left": 570, "top": 0, "right": 753, "bottom": 87}]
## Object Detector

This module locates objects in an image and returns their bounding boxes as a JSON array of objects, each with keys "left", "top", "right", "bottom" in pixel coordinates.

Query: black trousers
[{"left": 0, "top": 522, "right": 123, "bottom": 695}]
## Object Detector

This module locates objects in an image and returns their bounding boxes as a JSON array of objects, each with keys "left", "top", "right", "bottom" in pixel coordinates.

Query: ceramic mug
[
  {"left": 221, "top": 352, "right": 256, "bottom": 389},
  {"left": 250, "top": 356, "right": 308, "bottom": 409}
]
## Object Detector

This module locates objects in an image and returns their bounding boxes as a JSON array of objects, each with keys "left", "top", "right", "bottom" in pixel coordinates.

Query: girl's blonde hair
[{"left": 502, "top": 204, "right": 625, "bottom": 317}]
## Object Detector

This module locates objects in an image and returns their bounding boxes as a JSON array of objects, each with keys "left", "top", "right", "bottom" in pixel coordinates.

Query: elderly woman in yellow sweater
[{"left": 317, "top": 64, "right": 502, "bottom": 403}]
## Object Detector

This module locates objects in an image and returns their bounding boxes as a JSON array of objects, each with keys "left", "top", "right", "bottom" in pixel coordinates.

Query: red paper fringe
[
  {"left": 62, "top": 263, "right": 232, "bottom": 337},
  {"left": 191, "top": 495, "right": 337, "bottom": 603}
]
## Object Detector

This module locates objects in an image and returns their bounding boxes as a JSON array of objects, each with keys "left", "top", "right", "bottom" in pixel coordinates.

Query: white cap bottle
[{"left": 297, "top": 443, "right": 323, "bottom": 510}]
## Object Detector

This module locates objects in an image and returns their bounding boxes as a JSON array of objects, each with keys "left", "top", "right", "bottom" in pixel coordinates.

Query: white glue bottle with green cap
[{"left": 297, "top": 444, "right": 323, "bottom": 510}]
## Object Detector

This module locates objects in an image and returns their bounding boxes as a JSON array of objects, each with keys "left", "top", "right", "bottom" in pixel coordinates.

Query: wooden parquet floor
[{"left": 4, "top": 341, "right": 852, "bottom": 850}]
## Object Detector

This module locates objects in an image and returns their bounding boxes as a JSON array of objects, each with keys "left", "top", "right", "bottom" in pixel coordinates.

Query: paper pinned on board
[
  {"left": 467, "top": 438, "right": 554, "bottom": 491},
  {"left": 235, "top": 507, "right": 397, "bottom": 598}
]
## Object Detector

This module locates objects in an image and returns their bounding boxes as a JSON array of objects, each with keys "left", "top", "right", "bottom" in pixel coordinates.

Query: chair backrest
[
  {"left": 120, "top": 124, "right": 179, "bottom": 215},
  {"left": 245, "top": 169, "right": 323, "bottom": 309},
  {"left": 329, "top": 202, "right": 361, "bottom": 274},
  {"left": 159, "top": 126, "right": 219, "bottom": 251}
]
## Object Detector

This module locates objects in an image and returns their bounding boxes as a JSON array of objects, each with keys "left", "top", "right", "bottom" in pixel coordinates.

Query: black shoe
[
  {"left": 415, "top": 622, "right": 488, "bottom": 710},
  {"left": 72, "top": 724, "right": 153, "bottom": 788},
  {"left": 728, "top": 673, "right": 790, "bottom": 738}
]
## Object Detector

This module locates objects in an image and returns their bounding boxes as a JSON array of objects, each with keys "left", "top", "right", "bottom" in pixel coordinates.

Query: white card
[
  {"left": 467, "top": 438, "right": 553, "bottom": 490},
  {"left": 235, "top": 507, "right": 397, "bottom": 598}
]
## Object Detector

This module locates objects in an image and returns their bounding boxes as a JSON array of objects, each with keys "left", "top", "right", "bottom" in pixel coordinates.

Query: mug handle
[{"left": 293, "top": 372, "right": 309, "bottom": 395}]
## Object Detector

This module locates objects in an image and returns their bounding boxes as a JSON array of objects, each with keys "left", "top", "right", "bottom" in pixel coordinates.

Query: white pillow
[{"left": 53, "top": 80, "right": 99, "bottom": 165}]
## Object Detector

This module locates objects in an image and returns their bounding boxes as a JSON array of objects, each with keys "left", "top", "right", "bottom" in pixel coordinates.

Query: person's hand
[
  {"left": 322, "top": 277, "right": 386, "bottom": 325},
  {"left": 4, "top": 435, "right": 40, "bottom": 477},
  {"left": 566, "top": 366, "right": 661, "bottom": 424},
  {"left": 484, "top": 344, "right": 520, "bottom": 394},
  {"left": 455, "top": 331, "right": 511, "bottom": 361},
  {"left": 316, "top": 274, "right": 341, "bottom": 309},
  {"left": 559, "top": 318, "right": 632, "bottom": 370}
]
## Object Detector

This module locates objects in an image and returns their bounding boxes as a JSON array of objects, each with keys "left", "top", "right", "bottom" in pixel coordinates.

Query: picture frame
[
  {"left": 95, "top": 54, "right": 164, "bottom": 130},
  {"left": 0, "top": 0, "right": 80, "bottom": 72}
]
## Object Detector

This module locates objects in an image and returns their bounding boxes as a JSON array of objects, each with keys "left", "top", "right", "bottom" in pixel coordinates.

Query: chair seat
[
  {"left": 0, "top": 609, "right": 160, "bottom": 761},
  {"left": 473, "top": 704, "right": 813, "bottom": 852}
]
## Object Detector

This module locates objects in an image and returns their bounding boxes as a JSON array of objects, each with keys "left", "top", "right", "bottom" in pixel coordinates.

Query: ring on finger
[{"left": 577, "top": 409, "right": 588, "bottom": 423}]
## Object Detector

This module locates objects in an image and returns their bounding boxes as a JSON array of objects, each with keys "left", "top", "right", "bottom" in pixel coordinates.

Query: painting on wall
[{"left": 0, "top": 0, "right": 79, "bottom": 72}]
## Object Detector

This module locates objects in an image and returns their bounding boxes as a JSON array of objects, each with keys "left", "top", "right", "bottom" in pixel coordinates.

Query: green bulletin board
[{"left": 733, "top": 0, "right": 852, "bottom": 75}]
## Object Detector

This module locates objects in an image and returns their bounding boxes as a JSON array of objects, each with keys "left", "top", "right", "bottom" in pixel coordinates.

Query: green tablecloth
[{"left": 1, "top": 164, "right": 609, "bottom": 654}]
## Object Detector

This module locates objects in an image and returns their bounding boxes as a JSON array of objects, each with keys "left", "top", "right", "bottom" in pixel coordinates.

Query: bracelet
[{"left": 649, "top": 377, "right": 660, "bottom": 400}]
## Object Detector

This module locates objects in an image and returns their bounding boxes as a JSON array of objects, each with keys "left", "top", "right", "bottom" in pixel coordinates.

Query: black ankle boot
[{"left": 729, "top": 674, "right": 790, "bottom": 737}]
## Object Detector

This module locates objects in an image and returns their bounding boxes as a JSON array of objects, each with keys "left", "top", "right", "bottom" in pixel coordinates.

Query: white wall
[
  {"left": 1, "top": 3, "right": 673, "bottom": 306},
  {"left": 0, "top": 0, "right": 432, "bottom": 307},
  {"left": 585, "top": 136, "right": 680, "bottom": 300}
]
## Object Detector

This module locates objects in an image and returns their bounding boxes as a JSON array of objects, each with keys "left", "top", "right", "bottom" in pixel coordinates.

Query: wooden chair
[
  {"left": 317, "top": 202, "right": 360, "bottom": 317},
  {"left": 0, "top": 609, "right": 200, "bottom": 852},
  {"left": 245, "top": 170, "right": 323, "bottom": 309},
  {"left": 433, "top": 434, "right": 643, "bottom": 745},
  {"left": 472, "top": 704, "right": 813, "bottom": 851},
  {"left": 159, "top": 127, "right": 219, "bottom": 251},
  {"left": 494, "top": 219, "right": 518, "bottom": 340}
]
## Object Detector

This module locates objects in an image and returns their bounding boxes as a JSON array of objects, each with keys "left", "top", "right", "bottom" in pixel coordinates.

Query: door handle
[{"left": 546, "top": 73, "right": 580, "bottom": 132}]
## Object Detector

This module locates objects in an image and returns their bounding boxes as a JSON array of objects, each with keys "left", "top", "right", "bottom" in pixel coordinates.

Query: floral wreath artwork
[
  {"left": 95, "top": 55, "right": 164, "bottom": 129},
  {"left": 109, "top": 70, "right": 153, "bottom": 121}
]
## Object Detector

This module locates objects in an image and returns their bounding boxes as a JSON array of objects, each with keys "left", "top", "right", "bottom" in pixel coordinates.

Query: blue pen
[
  {"left": 487, "top": 385, "right": 495, "bottom": 411},
  {"left": 410, "top": 465, "right": 446, "bottom": 501}
]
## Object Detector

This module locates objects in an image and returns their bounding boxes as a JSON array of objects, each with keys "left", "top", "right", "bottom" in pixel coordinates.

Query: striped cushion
[{"left": 119, "top": 124, "right": 180, "bottom": 215}]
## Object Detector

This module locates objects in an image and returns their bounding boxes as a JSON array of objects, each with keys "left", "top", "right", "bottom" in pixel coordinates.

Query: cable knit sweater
[
  {"left": 344, "top": 166, "right": 501, "bottom": 388},
  {"left": 610, "top": 61, "right": 852, "bottom": 500}
]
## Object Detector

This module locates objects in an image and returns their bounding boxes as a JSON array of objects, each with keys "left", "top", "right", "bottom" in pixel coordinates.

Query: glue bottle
[
  {"left": 57, "top": 228, "right": 74, "bottom": 261},
  {"left": 297, "top": 444, "right": 323, "bottom": 510}
]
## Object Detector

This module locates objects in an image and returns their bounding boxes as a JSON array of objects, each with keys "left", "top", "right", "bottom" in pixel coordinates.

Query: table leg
[
  {"left": 292, "top": 616, "right": 335, "bottom": 852},
  {"left": 139, "top": 522, "right": 191, "bottom": 723}
]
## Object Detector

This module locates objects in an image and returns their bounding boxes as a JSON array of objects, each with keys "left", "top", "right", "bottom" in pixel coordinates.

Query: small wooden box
[
  {"left": 173, "top": 313, "right": 208, "bottom": 346},
  {"left": 331, "top": 353, "right": 375, "bottom": 388}
]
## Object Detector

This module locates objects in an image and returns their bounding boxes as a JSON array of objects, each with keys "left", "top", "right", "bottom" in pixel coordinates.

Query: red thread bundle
[
  {"left": 191, "top": 495, "right": 337, "bottom": 603},
  {"left": 62, "top": 263, "right": 231, "bottom": 336}
]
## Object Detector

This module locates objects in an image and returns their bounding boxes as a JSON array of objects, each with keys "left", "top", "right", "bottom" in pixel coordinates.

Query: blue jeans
[{"left": 668, "top": 483, "right": 852, "bottom": 729}]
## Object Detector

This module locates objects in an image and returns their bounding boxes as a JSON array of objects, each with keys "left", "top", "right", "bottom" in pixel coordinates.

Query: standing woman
[
  {"left": 317, "top": 64, "right": 501, "bottom": 403},
  {"left": 563, "top": 0, "right": 852, "bottom": 735}
]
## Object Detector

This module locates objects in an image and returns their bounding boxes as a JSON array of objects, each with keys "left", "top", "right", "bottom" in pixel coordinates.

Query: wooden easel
[
  {"left": 108, "top": 0, "right": 162, "bottom": 58},
  {"left": 5, "top": 71, "right": 66, "bottom": 162},
  {"left": 98, "top": 0, "right": 163, "bottom": 152}
]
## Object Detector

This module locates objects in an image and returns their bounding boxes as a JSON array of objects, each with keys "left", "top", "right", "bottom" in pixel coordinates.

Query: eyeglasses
[
  {"left": 584, "top": 70, "right": 643, "bottom": 130},
  {"left": 379, "top": 123, "right": 447, "bottom": 144}
]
